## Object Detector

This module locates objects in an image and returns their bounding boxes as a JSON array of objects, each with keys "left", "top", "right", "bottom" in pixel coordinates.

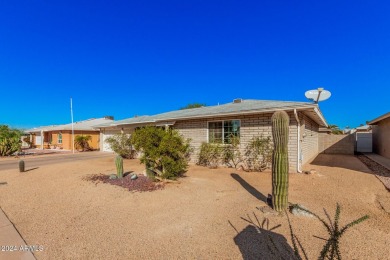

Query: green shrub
[
  {"left": 197, "top": 142, "right": 224, "bottom": 168},
  {"left": 105, "top": 133, "right": 136, "bottom": 159},
  {"left": 223, "top": 135, "right": 244, "bottom": 168},
  {"left": 0, "top": 125, "right": 22, "bottom": 156},
  {"left": 197, "top": 135, "right": 273, "bottom": 170},
  {"left": 131, "top": 126, "right": 192, "bottom": 180},
  {"left": 244, "top": 135, "right": 273, "bottom": 172}
]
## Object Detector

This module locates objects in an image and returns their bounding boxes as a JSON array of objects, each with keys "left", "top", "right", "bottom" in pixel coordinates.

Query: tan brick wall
[
  {"left": 373, "top": 118, "right": 390, "bottom": 159},
  {"left": 300, "top": 113, "right": 319, "bottom": 165},
  {"left": 318, "top": 133, "right": 355, "bottom": 154},
  {"left": 173, "top": 112, "right": 299, "bottom": 171}
]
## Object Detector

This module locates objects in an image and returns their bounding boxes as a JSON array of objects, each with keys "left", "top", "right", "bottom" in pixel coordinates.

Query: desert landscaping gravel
[
  {"left": 357, "top": 154, "right": 390, "bottom": 191},
  {"left": 0, "top": 154, "right": 389, "bottom": 259}
]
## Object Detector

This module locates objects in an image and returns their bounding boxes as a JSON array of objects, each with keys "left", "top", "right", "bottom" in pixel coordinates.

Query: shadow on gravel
[
  {"left": 229, "top": 214, "right": 295, "bottom": 259},
  {"left": 231, "top": 173, "right": 267, "bottom": 203},
  {"left": 24, "top": 167, "right": 39, "bottom": 172},
  {"left": 310, "top": 154, "right": 371, "bottom": 173}
]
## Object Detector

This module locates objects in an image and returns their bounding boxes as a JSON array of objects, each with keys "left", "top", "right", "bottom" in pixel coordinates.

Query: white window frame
[
  {"left": 58, "top": 132, "right": 63, "bottom": 144},
  {"left": 207, "top": 119, "right": 241, "bottom": 144}
]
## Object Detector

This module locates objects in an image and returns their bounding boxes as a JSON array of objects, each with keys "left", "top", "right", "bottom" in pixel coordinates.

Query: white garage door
[
  {"left": 102, "top": 130, "right": 121, "bottom": 152},
  {"left": 356, "top": 133, "right": 372, "bottom": 153},
  {"left": 35, "top": 136, "right": 42, "bottom": 146}
]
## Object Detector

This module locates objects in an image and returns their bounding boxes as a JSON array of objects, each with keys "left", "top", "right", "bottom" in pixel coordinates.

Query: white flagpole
[{"left": 71, "top": 97, "right": 75, "bottom": 154}]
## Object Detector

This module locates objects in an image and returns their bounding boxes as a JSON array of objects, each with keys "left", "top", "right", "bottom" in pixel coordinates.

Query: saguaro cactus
[
  {"left": 271, "top": 111, "right": 290, "bottom": 212},
  {"left": 115, "top": 155, "right": 124, "bottom": 179},
  {"left": 19, "top": 160, "right": 25, "bottom": 172}
]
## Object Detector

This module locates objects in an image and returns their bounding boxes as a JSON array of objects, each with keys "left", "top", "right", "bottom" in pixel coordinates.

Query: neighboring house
[
  {"left": 97, "top": 99, "right": 328, "bottom": 172},
  {"left": 94, "top": 116, "right": 154, "bottom": 152},
  {"left": 26, "top": 117, "right": 114, "bottom": 151},
  {"left": 355, "top": 125, "right": 372, "bottom": 133},
  {"left": 368, "top": 112, "right": 390, "bottom": 159},
  {"left": 344, "top": 125, "right": 372, "bottom": 134}
]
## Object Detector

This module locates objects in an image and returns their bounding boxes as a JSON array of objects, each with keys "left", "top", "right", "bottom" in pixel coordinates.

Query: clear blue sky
[{"left": 1, "top": 1, "right": 389, "bottom": 129}]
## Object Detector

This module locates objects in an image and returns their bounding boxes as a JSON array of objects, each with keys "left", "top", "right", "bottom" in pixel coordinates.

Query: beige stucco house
[
  {"left": 368, "top": 112, "right": 390, "bottom": 159},
  {"left": 97, "top": 99, "right": 328, "bottom": 172}
]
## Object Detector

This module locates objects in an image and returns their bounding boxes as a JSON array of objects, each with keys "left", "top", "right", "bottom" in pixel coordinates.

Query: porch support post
[{"left": 41, "top": 130, "right": 44, "bottom": 150}]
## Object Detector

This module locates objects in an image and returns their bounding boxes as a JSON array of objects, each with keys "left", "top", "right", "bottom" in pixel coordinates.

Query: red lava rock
[{"left": 83, "top": 174, "right": 164, "bottom": 192}]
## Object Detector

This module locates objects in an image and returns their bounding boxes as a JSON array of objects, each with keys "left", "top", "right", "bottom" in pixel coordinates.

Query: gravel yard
[
  {"left": 0, "top": 154, "right": 389, "bottom": 259},
  {"left": 357, "top": 154, "right": 390, "bottom": 191}
]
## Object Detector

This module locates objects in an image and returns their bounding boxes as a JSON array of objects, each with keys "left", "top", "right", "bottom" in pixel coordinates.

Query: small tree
[
  {"left": 180, "top": 103, "right": 206, "bottom": 110},
  {"left": 23, "top": 136, "right": 32, "bottom": 148},
  {"left": 105, "top": 133, "right": 136, "bottom": 159},
  {"left": 74, "top": 135, "right": 92, "bottom": 151},
  {"left": 131, "top": 126, "right": 192, "bottom": 180},
  {"left": 0, "top": 125, "right": 22, "bottom": 156},
  {"left": 328, "top": 124, "right": 343, "bottom": 135}
]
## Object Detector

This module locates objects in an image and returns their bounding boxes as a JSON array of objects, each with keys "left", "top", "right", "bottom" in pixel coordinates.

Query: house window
[
  {"left": 208, "top": 120, "right": 240, "bottom": 144},
  {"left": 58, "top": 133, "right": 62, "bottom": 144}
]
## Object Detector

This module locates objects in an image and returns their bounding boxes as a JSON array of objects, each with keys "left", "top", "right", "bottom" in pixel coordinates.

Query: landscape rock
[
  {"left": 304, "top": 169, "right": 316, "bottom": 175},
  {"left": 109, "top": 174, "right": 117, "bottom": 180},
  {"left": 290, "top": 204, "right": 313, "bottom": 217}
]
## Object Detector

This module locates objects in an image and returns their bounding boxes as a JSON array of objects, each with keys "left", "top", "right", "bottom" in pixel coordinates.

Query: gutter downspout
[{"left": 294, "top": 109, "right": 302, "bottom": 173}]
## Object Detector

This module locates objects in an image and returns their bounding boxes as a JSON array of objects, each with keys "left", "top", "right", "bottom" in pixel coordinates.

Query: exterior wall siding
[
  {"left": 300, "top": 113, "right": 319, "bottom": 165},
  {"left": 173, "top": 112, "right": 300, "bottom": 172},
  {"left": 373, "top": 118, "right": 390, "bottom": 159}
]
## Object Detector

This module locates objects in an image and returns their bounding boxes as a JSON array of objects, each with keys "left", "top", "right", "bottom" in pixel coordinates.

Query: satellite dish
[{"left": 305, "top": 88, "right": 331, "bottom": 103}]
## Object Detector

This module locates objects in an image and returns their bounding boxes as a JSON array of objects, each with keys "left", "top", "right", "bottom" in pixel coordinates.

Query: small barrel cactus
[
  {"left": 19, "top": 160, "right": 25, "bottom": 172},
  {"left": 115, "top": 155, "right": 124, "bottom": 179},
  {"left": 271, "top": 111, "right": 290, "bottom": 212}
]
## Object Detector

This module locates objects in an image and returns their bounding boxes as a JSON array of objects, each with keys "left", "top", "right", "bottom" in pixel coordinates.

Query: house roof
[
  {"left": 26, "top": 117, "right": 114, "bottom": 133},
  {"left": 355, "top": 125, "right": 372, "bottom": 131},
  {"left": 97, "top": 99, "right": 328, "bottom": 128},
  {"left": 367, "top": 112, "right": 390, "bottom": 125}
]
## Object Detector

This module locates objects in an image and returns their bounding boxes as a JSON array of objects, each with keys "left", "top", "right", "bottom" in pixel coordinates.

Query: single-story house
[
  {"left": 97, "top": 99, "right": 328, "bottom": 172},
  {"left": 94, "top": 116, "right": 155, "bottom": 152},
  {"left": 368, "top": 112, "right": 390, "bottom": 159},
  {"left": 26, "top": 117, "right": 114, "bottom": 150}
]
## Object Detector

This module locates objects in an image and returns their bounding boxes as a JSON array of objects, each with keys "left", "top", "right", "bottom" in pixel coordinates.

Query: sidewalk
[
  {"left": 364, "top": 153, "right": 390, "bottom": 171},
  {"left": 0, "top": 208, "right": 36, "bottom": 260}
]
